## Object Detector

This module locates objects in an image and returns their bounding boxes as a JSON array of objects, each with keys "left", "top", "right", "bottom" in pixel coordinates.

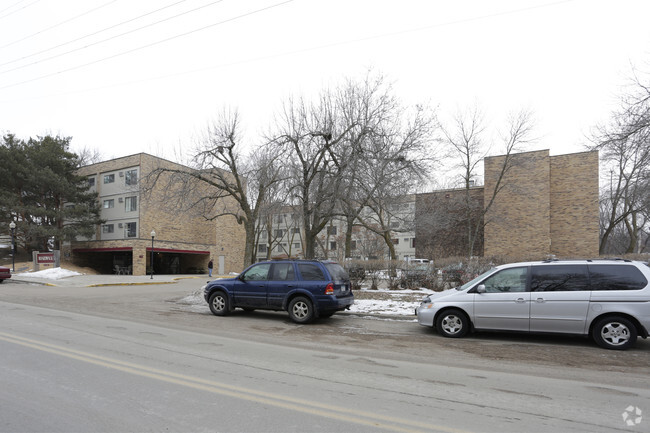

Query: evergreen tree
[{"left": 0, "top": 134, "right": 103, "bottom": 253}]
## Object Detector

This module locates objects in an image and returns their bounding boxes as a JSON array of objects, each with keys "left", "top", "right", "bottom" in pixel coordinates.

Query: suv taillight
[{"left": 325, "top": 283, "right": 334, "bottom": 295}]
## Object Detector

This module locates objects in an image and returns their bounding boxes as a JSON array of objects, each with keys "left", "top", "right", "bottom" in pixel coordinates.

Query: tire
[
  {"left": 436, "top": 309, "right": 470, "bottom": 338},
  {"left": 208, "top": 291, "right": 230, "bottom": 316},
  {"left": 592, "top": 316, "right": 637, "bottom": 350},
  {"left": 288, "top": 296, "right": 314, "bottom": 324}
]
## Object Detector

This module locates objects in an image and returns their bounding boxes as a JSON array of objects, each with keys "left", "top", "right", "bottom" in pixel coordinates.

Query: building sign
[{"left": 37, "top": 253, "right": 55, "bottom": 264}]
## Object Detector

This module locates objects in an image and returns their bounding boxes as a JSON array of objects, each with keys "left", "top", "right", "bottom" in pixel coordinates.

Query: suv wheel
[
  {"left": 208, "top": 291, "right": 230, "bottom": 316},
  {"left": 288, "top": 296, "right": 314, "bottom": 324},
  {"left": 592, "top": 316, "right": 637, "bottom": 350},
  {"left": 436, "top": 309, "right": 470, "bottom": 338}
]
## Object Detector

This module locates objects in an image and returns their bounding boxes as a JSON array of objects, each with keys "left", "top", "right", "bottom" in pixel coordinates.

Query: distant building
[{"left": 65, "top": 153, "right": 245, "bottom": 276}]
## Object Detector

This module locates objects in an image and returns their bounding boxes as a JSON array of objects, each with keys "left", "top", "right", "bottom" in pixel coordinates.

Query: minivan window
[
  {"left": 481, "top": 267, "right": 528, "bottom": 293},
  {"left": 531, "top": 265, "right": 589, "bottom": 291},
  {"left": 589, "top": 264, "right": 648, "bottom": 291},
  {"left": 298, "top": 263, "right": 325, "bottom": 281}
]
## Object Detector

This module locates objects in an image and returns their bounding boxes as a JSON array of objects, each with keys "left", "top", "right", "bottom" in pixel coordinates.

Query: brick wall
[{"left": 549, "top": 151, "right": 599, "bottom": 257}]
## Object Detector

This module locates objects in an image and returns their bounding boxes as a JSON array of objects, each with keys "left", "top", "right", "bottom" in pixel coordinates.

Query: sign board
[{"left": 32, "top": 251, "right": 60, "bottom": 271}]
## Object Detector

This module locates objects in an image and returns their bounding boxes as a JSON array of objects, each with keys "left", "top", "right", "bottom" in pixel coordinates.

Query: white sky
[{"left": 1, "top": 0, "right": 649, "bottom": 164}]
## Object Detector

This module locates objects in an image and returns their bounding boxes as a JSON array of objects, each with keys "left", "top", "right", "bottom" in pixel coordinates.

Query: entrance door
[{"left": 218, "top": 255, "right": 225, "bottom": 275}]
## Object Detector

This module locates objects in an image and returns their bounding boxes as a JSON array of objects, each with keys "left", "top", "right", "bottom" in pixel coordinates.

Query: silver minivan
[{"left": 416, "top": 259, "right": 650, "bottom": 350}]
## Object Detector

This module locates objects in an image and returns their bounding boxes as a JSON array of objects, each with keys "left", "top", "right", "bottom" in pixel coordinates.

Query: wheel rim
[
  {"left": 212, "top": 295, "right": 225, "bottom": 312},
  {"left": 292, "top": 301, "right": 309, "bottom": 319},
  {"left": 441, "top": 315, "right": 463, "bottom": 335},
  {"left": 600, "top": 322, "right": 630, "bottom": 346}
]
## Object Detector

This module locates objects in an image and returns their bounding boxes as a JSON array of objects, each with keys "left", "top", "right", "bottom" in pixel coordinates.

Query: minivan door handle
[
  {"left": 515, "top": 298, "right": 525, "bottom": 303},
  {"left": 536, "top": 298, "right": 545, "bottom": 303}
]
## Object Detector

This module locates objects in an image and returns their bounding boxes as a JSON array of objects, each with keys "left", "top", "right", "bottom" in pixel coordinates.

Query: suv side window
[
  {"left": 481, "top": 267, "right": 528, "bottom": 293},
  {"left": 297, "top": 263, "right": 325, "bottom": 281},
  {"left": 589, "top": 264, "right": 648, "bottom": 291},
  {"left": 531, "top": 265, "right": 589, "bottom": 292},
  {"left": 270, "top": 263, "right": 296, "bottom": 281},
  {"left": 242, "top": 263, "right": 270, "bottom": 281}
]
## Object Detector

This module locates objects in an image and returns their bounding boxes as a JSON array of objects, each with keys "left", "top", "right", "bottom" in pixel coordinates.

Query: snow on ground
[
  {"left": 178, "top": 286, "right": 435, "bottom": 318},
  {"left": 15, "top": 267, "right": 82, "bottom": 280}
]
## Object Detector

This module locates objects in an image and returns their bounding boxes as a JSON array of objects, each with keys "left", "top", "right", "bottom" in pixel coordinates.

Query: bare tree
[
  {"left": 439, "top": 106, "right": 536, "bottom": 257},
  {"left": 591, "top": 69, "right": 650, "bottom": 254},
  {"left": 144, "top": 109, "right": 284, "bottom": 268}
]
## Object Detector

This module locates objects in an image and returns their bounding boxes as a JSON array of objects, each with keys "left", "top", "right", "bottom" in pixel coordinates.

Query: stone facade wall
[
  {"left": 549, "top": 151, "right": 599, "bottom": 257},
  {"left": 483, "top": 149, "right": 599, "bottom": 259},
  {"left": 483, "top": 150, "right": 552, "bottom": 258}
]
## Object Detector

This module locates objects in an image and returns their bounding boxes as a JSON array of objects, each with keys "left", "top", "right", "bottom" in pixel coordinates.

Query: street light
[
  {"left": 150, "top": 230, "right": 156, "bottom": 279},
  {"left": 9, "top": 221, "right": 16, "bottom": 273}
]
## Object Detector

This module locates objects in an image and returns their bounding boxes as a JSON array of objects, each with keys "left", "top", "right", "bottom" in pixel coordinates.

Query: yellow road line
[{"left": 0, "top": 331, "right": 470, "bottom": 433}]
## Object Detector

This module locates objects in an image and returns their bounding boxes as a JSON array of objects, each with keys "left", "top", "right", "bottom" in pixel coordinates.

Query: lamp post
[
  {"left": 150, "top": 230, "right": 156, "bottom": 279},
  {"left": 9, "top": 221, "right": 16, "bottom": 273}
]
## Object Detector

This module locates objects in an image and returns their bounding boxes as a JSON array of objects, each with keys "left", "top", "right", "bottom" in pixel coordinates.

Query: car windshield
[
  {"left": 324, "top": 263, "right": 349, "bottom": 281},
  {"left": 456, "top": 267, "right": 498, "bottom": 291}
]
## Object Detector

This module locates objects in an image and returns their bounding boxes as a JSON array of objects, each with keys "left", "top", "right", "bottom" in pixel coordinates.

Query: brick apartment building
[
  {"left": 66, "top": 153, "right": 245, "bottom": 276},
  {"left": 417, "top": 149, "right": 599, "bottom": 259}
]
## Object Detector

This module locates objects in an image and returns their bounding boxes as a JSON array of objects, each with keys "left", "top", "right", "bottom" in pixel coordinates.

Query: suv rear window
[
  {"left": 531, "top": 265, "right": 590, "bottom": 292},
  {"left": 588, "top": 264, "right": 648, "bottom": 291},
  {"left": 297, "top": 263, "right": 325, "bottom": 281},
  {"left": 324, "top": 263, "right": 349, "bottom": 281}
]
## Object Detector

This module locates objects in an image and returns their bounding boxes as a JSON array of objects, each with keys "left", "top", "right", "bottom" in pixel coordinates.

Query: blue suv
[{"left": 203, "top": 260, "right": 354, "bottom": 323}]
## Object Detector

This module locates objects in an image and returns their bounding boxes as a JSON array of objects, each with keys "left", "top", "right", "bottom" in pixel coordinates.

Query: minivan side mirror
[{"left": 476, "top": 284, "right": 486, "bottom": 294}]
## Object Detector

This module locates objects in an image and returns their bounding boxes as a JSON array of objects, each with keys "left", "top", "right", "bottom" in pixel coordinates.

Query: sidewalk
[{"left": 9, "top": 272, "right": 220, "bottom": 287}]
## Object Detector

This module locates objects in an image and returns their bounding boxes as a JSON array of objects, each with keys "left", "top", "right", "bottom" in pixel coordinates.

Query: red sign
[{"left": 37, "top": 253, "right": 55, "bottom": 264}]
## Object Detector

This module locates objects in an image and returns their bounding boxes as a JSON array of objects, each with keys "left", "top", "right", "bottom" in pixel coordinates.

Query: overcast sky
[{"left": 1, "top": 0, "right": 649, "bottom": 164}]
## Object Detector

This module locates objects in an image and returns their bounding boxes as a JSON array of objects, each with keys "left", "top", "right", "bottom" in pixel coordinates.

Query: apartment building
[{"left": 66, "top": 153, "right": 245, "bottom": 276}]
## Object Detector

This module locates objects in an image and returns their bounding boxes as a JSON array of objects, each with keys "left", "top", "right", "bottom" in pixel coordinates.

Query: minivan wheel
[
  {"left": 288, "top": 296, "right": 314, "bottom": 324},
  {"left": 436, "top": 309, "right": 469, "bottom": 338},
  {"left": 592, "top": 316, "right": 637, "bottom": 350},
  {"left": 208, "top": 291, "right": 230, "bottom": 316}
]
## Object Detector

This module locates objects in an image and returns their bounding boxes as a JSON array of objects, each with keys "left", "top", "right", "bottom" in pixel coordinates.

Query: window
[
  {"left": 274, "top": 229, "right": 284, "bottom": 238},
  {"left": 292, "top": 228, "right": 300, "bottom": 234},
  {"left": 330, "top": 241, "right": 337, "bottom": 250},
  {"left": 589, "top": 265, "right": 648, "bottom": 291},
  {"left": 104, "top": 174, "right": 115, "bottom": 184},
  {"left": 482, "top": 267, "right": 528, "bottom": 293},
  {"left": 293, "top": 243, "right": 300, "bottom": 249},
  {"left": 103, "top": 199, "right": 114, "bottom": 209},
  {"left": 350, "top": 240, "right": 357, "bottom": 250},
  {"left": 270, "top": 263, "right": 295, "bottom": 281},
  {"left": 297, "top": 263, "right": 325, "bottom": 281},
  {"left": 531, "top": 265, "right": 589, "bottom": 292},
  {"left": 102, "top": 224, "right": 114, "bottom": 233},
  {"left": 404, "top": 238, "right": 409, "bottom": 242},
  {"left": 274, "top": 214, "right": 285, "bottom": 224},
  {"left": 125, "top": 196, "right": 137, "bottom": 212},
  {"left": 125, "top": 169, "right": 138, "bottom": 185},
  {"left": 258, "top": 244, "right": 267, "bottom": 253},
  {"left": 392, "top": 238, "right": 399, "bottom": 245},
  {"left": 87, "top": 177, "right": 95, "bottom": 187},
  {"left": 242, "top": 263, "right": 271, "bottom": 281},
  {"left": 390, "top": 222, "right": 399, "bottom": 228},
  {"left": 327, "top": 226, "right": 337, "bottom": 236},
  {"left": 410, "top": 238, "right": 416, "bottom": 248},
  {"left": 260, "top": 230, "right": 267, "bottom": 238},
  {"left": 125, "top": 222, "right": 137, "bottom": 238}
]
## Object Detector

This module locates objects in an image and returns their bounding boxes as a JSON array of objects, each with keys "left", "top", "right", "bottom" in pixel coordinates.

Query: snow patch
[{"left": 15, "top": 267, "right": 82, "bottom": 280}]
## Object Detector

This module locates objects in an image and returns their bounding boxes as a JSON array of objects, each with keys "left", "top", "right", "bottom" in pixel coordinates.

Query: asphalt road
[{"left": 0, "top": 276, "right": 648, "bottom": 433}]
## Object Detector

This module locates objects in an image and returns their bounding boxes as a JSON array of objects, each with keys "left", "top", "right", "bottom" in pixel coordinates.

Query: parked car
[
  {"left": 416, "top": 259, "right": 650, "bottom": 350},
  {"left": 400, "top": 262, "right": 435, "bottom": 289},
  {"left": 203, "top": 259, "right": 354, "bottom": 323},
  {"left": 0, "top": 266, "right": 11, "bottom": 283}
]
